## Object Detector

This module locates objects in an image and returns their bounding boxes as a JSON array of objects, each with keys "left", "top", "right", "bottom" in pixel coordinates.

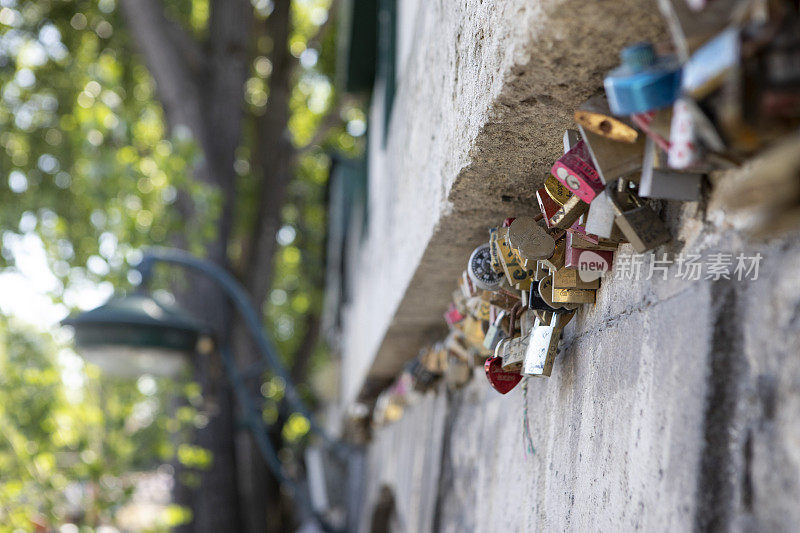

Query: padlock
[
  {"left": 528, "top": 277, "right": 553, "bottom": 312},
  {"left": 460, "top": 270, "right": 477, "bottom": 299},
  {"left": 639, "top": 137, "right": 702, "bottom": 201},
  {"left": 485, "top": 340, "right": 522, "bottom": 394},
  {"left": 574, "top": 95, "right": 639, "bottom": 143},
  {"left": 543, "top": 175, "right": 573, "bottom": 206},
  {"left": 667, "top": 99, "right": 702, "bottom": 170},
  {"left": 563, "top": 129, "right": 582, "bottom": 152},
  {"left": 566, "top": 230, "right": 617, "bottom": 252},
  {"left": 519, "top": 308, "right": 536, "bottom": 337},
  {"left": 496, "top": 227, "right": 534, "bottom": 287},
  {"left": 539, "top": 237, "right": 566, "bottom": 272},
  {"left": 578, "top": 124, "right": 646, "bottom": 184},
  {"left": 608, "top": 189, "right": 671, "bottom": 253},
  {"left": 584, "top": 179, "right": 634, "bottom": 241},
  {"left": 468, "top": 243, "right": 504, "bottom": 291},
  {"left": 564, "top": 239, "right": 615, "bottom": 273},
  {"left": 549, "top": 195, "right": 590, "bottom": 230},
  {"left": 501, "top": 334, "right": 529, "bottom": 371},
  {"left": 538, "top": 275, "right": 579, "bottom": 311},
  {"left": 482, "top": 309, "right": 507, "bottom": 351},
  {"left": 444, "top": 302, "right": 465, "bottom": 327},
  {"left": 523, "top": 312, "right": 564, "bottom": 378},
  {"left": 551, "top": 141, "right": 604, "bottom": 203},
  {"left": 553, "top": 267, "right": 601, "bottom": 290},
  {"left": 536, "top": 187, "right": 562, "bottom": 227},
  {"left": 681, "top": 27, "right": 739, "bottom": 100},
  {"left": 604, "top": 42, "right": 682, "bottom": 115},
  {"left": 508, "top": 216, "right": 555, "bottom": 262},
  {"left": 713, "top": 18, "right": 800, "bottom": 153},
  {"left": 631, "top": 109, "right": 672, "bottom": 152},
  {"left": 552, "top": 286, "right": 596, "bottom": 304},
  {"left": 466, "top": 296, "right": 491, "bottom": 322}
]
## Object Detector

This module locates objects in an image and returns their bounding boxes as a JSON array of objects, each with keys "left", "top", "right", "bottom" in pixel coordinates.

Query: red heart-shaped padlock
[{"left": 484, "top": 356, "right": 522, "bottom": 394}]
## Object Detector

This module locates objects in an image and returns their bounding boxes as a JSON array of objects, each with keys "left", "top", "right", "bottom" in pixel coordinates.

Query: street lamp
[
  {"left": 62, "top": 247, "right": 347, "bottom": 532},
  {"left": 62, "top": 293, "right": 204, "bottom": 378}
]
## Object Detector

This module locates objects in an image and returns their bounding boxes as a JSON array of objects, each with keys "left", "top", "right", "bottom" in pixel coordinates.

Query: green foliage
[
  {"left": 0, "top": 318, "right": 198, "bottom": 530},
  {"left": 0, "top": 0, "right": 368, "bottom": 528}
]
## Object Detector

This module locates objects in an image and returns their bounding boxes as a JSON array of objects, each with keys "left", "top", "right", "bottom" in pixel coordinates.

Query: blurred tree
[{"left": 0, "top": 0, "right": 365, "bottom": 531}]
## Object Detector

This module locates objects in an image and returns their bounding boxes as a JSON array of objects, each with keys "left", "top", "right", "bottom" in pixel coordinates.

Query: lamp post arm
[{"left": 136, "top": 247, "right": 340, "bottom": 452}]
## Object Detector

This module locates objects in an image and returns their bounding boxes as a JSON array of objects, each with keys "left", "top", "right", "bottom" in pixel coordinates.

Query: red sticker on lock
[
  {"left": 550, "top": 141, "right": 604, "bottom": 203},
  {"left": 484, "top": 356, "right": 522, "bottom": 394}
]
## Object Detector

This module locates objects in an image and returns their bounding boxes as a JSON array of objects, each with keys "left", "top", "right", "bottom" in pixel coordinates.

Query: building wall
[{"left": 336, "top": 0, "right": 800, "bottom": 530}]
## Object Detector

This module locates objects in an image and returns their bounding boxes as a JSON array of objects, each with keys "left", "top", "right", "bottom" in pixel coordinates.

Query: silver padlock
[
  {"left": 608, "top": 188, "right": 671, "bottom": 253},
  {"left": 585, "top": 180, "right": 629, "bottom": 241},
  {"left": 523, "top": 312, "right": 561, "bottom": 378},
  {"left": 563, "top": 129, "right": 581, "bottom": 153},
  {"left": 578, "top": 124, "right": 645, "bottom": 184},
  {"left": 639, "top": 137, "right": 702, "bottom": 201},
  {"left": 482, "top": 309, "right": 507, "bottom": 351}
]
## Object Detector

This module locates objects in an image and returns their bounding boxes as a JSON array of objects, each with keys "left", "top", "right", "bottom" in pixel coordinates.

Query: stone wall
[
  {"left": 337, "top": 0, "right": 800, "bottom": 530},
  {"left": 357, "top": 194, "right": 800, "bottom": 530}
]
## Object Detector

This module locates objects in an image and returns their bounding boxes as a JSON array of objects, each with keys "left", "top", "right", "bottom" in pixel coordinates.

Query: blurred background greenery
[{"left": 0, "top": 0, "right": 366, "bottom": 531}]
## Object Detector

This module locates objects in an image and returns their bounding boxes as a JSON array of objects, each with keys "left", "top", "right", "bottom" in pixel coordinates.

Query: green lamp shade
[{"left": 62, "top": 294, "right": 204, "bottom": 378}]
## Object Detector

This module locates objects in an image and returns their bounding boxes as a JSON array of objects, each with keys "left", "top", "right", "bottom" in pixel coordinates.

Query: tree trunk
[
  {"left": 230, "top": 2, "right": 296, "bottom": 532},
  {"left": 120, "top": 1, "right": 253, "bottom": 531}
]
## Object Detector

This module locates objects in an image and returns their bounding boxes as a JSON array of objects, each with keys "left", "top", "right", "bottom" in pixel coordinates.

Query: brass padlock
[
  {"left": 553, "top": 267, "right": 600, "bottom": 290},
  {"left": 608, "top": 189, "right": 671, "bottom": 253},
  {"left": 549, "top": 194, "right": 589, "bottom": 230},
  {"left": 574, "top": 95, "right": 639, "bottom": 143},
  {"left": 544, "top": 175, "right": 573, "bottom": 206},
  {"left": 508, "top": 216, "right": 555, "bottom": 262}
]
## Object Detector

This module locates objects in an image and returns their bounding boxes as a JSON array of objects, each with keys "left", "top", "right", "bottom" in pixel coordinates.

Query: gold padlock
[
  {"left": 549, "top": 195, "right": 589, "bottom": 230},
  {"left": 552, "top": 287, "right": 596, "bottom": 304},
  {"left": 553, "top": 267, "right": 601, "bottom": 290},
  {"left": 574, "top": 95, "right": 639, "bottom": 143}
]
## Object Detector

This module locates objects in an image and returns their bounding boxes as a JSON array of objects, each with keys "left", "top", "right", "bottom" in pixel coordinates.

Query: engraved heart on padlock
[{"left": 484, "top": 356, "right": 522, "bottom": 394}]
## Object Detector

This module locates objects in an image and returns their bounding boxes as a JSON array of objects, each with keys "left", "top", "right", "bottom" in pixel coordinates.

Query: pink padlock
[
  {"left": 444, "top": 303, "right": 465, "bottom": 326},
  {"left": 550, "top": 140, "right": 604, "bottom": 203}
]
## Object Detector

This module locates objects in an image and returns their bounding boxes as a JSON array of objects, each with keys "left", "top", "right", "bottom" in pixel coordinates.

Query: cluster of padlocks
[{"left": 370, "top": 3, "right": 799, "bottom": 422}]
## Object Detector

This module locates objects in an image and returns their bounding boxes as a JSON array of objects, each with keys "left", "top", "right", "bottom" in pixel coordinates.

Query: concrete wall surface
[{"left": 358, "top": 211, "right": 800, "bottom": 531}]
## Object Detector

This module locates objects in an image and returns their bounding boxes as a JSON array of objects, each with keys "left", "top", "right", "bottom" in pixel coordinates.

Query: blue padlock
[{"left": 604, "top": 42, "right": 682, "bottom": 115}]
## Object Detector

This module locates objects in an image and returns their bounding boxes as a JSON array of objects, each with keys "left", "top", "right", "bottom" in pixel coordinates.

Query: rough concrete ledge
[{"left": 340, "top": 0, "right": 668, "bottom": 403}]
